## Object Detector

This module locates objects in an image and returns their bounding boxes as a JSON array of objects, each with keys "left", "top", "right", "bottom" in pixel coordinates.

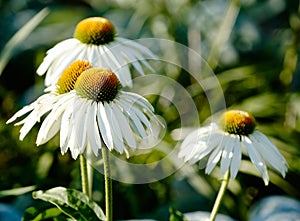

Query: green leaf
[
  {"left": 169, "top": 207, "right": 188, "bottom": 221},
  {"left": 32, "top": 187, "right": 106, "bottom": 221},
  {"left": 23, "top": 206, "right": 65, "bottom": 221}
]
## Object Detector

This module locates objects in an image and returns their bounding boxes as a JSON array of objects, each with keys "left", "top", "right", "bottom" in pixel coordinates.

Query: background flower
[
  {"left": 179, "top": 110, "right": 288, "bottom": 185},
  {"left": 37, "top": 17, "right": 156, "bottom": 87}
]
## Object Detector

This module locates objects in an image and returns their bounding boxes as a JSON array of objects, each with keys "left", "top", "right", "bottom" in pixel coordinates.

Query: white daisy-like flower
[
  {"left": 179, "top": 110, "right": 288, "bottom": 185},
  {"left": 7, "top": 60, "right": 92, "bottom": 141},
  {"left": 37, "top": 17, "right": 156, "bottom": 87},
  {"left": 8, "top": 66, "right": 161, "bottom": 159}
]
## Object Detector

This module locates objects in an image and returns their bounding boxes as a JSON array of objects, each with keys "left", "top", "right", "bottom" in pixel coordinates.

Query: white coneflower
[
  {"left": 179, "top": 110, "right": 288, "bottom": 185},
  {"left": 7, "top": 60, "right": 92, "bottom": 141},
  {"left": 37, "top": 17, "right": 156, "bottom": 87},
  {"left": 8, "top": 67, "right": 161, "bottom": 159}
]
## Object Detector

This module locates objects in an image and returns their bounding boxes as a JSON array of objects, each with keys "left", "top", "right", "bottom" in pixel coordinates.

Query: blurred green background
[{"left": 1, "top": 0, "right": 300, "bottom": 220}]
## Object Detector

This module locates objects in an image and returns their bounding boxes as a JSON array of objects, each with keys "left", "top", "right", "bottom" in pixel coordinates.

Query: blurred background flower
[{"left": 1, "top": 0, "right": 300, "bottom": 220}]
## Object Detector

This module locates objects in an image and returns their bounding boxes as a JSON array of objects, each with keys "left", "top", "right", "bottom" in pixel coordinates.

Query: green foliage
[
  {"left": 169, "top": 207, "right": 188, "bottom": 221},
  {"left": 23, "top": 187, "right": 105, "bottom": 221},
  {"left": 1, "top": 0, "right": 300, "bottom": 220}
]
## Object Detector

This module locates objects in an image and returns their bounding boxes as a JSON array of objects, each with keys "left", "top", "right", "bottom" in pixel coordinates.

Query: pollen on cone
[
  {"left": 219, "top": 110, "right": 256, "bottom": 135},
  {"left": 73, "top": 17, "right": 116, "bottom": 45},
  {"left": 74, "top": 68, "right": 121, "bottom": 103},
  {"left": 56, "top": 60, "right": 92, "bottom": 94}
]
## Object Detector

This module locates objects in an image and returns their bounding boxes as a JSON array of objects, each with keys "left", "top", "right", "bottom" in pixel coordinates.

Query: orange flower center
[
  {"left": 219, "top": 110, "right": 256, "bottom": 135},
  {"left": 75, "top": 68, "right": 121, "bottom": 103},
  {"left": 56, "top": 60, "right": 92, "bottom": 94},
  {"left": 73, "top": 17, "right": 115, "bottom": 45}
]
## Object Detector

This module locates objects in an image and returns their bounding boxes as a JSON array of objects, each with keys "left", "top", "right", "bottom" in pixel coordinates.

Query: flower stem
[
  {"left": 102, "top": 147, "right": 113, "bottom": 221},
  {"left": 209, "top": 170, "right": 230, "bottom": 221},
  {"left": 80, "top": 154, "right": 91, "bottom": 198}
]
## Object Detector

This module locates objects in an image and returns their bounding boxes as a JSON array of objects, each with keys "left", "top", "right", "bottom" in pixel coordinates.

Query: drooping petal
[
  {"left": 60, "top": 104, "right": 73, "bottom": 151},
  {"left": 117, "top": 99, "right": 148, "bottom": 139},
  {"left": 193, "top": 132, "right": 224, "bottom": 160},
  {"left": 36, "top": 93, "right": 74, "bottom": 145},
  {"left": 111, "top": 102, "right": 136, "bottom": 149},
  {"left": 230, "top": 136, "right": 242, "bottom": 179},
  {"left": 180, "top": 125, "right": 213, "bottom": 150},
  {"left": 104, "top": 103, "right": 126, "bottom": 154},
  {"left": 67, "top": 126, "right": 80, "bottom": 159},
  {"left": 37, "top": 39, "right": 80, "bottom": 76},
  {"left": 44, "top": 41, "right": 85, "bottom": 85},
  {"left": 86, "top": 101, "right": 101, "bottom": 156},
  {"left": 97, "top": 102, "right": 114, "bottom": 150},
  {"left": 220, "top": 135, "right": 234, "bottom": 174},
  {"left": 205, "top": 145, "right": 223, "bottom": 174},
  {"left": 73, "top": 98, "right": 89, "bottom": 152},
  {"left": 121, "top": 92, "right": 154, "bottom": 112},
  {"left": 243, "top": 136, "right": 269, "bottom": 185},
  {"left": 249, "top": 131, "right": 288, "bottom": 177},
  {"left": 36, "top": 112, "right": 61, "bottom": 145},
  {"left": 121, "top": 47, "right": 145, "bottom": 75}
]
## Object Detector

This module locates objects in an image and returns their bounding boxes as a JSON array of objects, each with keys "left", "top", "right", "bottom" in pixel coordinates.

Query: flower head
[
  {"left": 37, "top": 16, "right": 156, "bottom": 87},
  {"left": 179, "top": 110, "right": 288, "bottom": 185},
  {"left": 7, "top": 60, "right": 92, "bottom": 140},
  {"left": 73, "top": 17, "right": 115, "bottom": 45},
  {"left": 8, "top": 66, "right": 161, "bottom": 159},
  {"left": 74, "top": 67, "right": 121, "bottom": 103}
]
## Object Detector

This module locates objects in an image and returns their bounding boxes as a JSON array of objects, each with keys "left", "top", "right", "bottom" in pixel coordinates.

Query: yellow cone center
[
  {"left": 219, "top": 110, "right": 256, "bottom": 135},
  {"left": 75, "top": 68, "right": 121, "bottom": 103},
  {"left": 73, "top": 17, "right": 115, "bottom": 45},
  {"left": 56, "top": 60, "right": 92, "bottom": 94}
]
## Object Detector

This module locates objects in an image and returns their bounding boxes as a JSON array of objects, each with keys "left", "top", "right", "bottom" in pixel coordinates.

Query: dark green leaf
[
  {"left": 22, "top": 206, "right": 65, "bottom": 221},
  {"left": 32, "top": 187, "right": 106, "bottom": 221}
]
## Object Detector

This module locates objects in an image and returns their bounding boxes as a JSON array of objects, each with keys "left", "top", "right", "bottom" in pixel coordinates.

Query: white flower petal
[
  {"left": 97, "top": 102, "right": 114, "bottom": 151},
  {"left": 205, "top": 145, "right": 223, "bottom": 174},
  {"left": 220, "top": 135, "right": 234, "bottom": 174},
  {"left": 253, "top": 131, "right": 288, "bottom": 165},
  {"left": 249, "top": 132, "right": 288, "bottom": 177},
  {"left": 117, "top": 99, "right": 148, "bottom": 139},
  {"left": 73, "top": 99, "right": 89, "bottom": 152},
  {"left": 111, "top": 102, "right": 136, "bottom": 149},
  {"left": 116, "top": 37, "right": 157, "bottom": 60},
  {"left": 243, "top": 136, "right": 269, "bottom": 185},
  {"left": 86, "top": 101, "right": 101, "bottom": 156},
  {"left": 104, "top": 103, "right": 126, "bottom": 154},
  {"left": 194, "top": 132, "right": 223, "bottom": 159},
  {"left": 103, "top": 45, "right": 122, "bottom": 71},
  {"left": 121, "top": 92, "right": 154, "bottom": 112},
  {"left": 60, "top": 106, "right": 73, "bottom": 153},
  {"left": 44, "top": 42, "right": 85, "bottom": 85},
  {"left": 36, "top": 112, "right": 61, "bottom": 145},
  {"left": 67, "top": 126, "right": 80, "bottom": 159},
  {"left": 36, "top": 93, "right": 74, "bottom": 145},
  {"left": 230, "top": 136, "right": 242, "bottom": 179},
  {"left": 180, "top": 125, "right": 214, "bottom": 150},
  {"left": 119, "top": 45, "right": 145, "bottom": 75}
]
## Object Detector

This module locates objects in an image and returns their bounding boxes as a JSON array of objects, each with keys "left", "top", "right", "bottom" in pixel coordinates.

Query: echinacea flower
[
  {"left": 7, "top": 60, "right": 92, "bottom": 141},
  {"left": 179, "top": 110, "right": 288, "bottom": 185},
  {"left": 8, "top": 66, "right": 161, "bottom": 159},
  {"left": 37, "top": 17, "right": 156, "bottom": 87}
]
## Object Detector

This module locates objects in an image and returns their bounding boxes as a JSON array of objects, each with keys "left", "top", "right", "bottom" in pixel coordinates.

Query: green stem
[
  {"left": 102, "top": 147, "right": 113, "bottom": 221},
  {"left": 209, "top": 170, "right": 230, "bottom": 221},
  {"left": 80, "top": 154, "right": 91, "bottom": 198}
]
